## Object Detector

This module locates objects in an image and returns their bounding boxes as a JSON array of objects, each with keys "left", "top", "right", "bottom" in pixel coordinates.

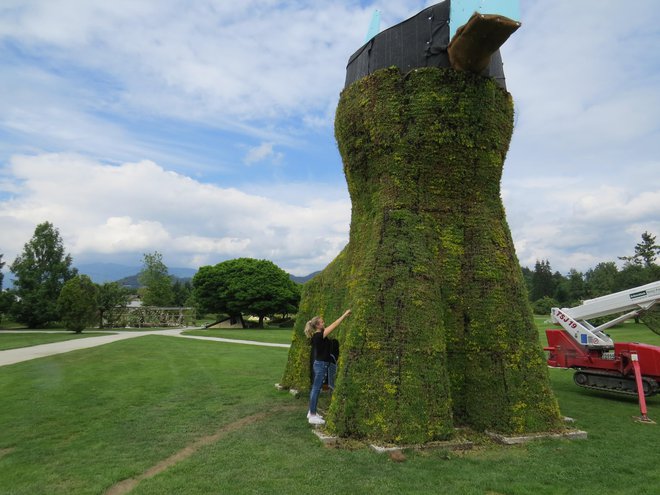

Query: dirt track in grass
[
  {"left": 104, "top": 406, "right": 299, "bottom": 495},
  {"left": 0, "top": 448, "right": 14, "bottom": 460}
]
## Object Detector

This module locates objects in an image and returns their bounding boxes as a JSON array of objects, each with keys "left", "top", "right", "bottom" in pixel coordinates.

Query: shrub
[
  {"left": 532, "top": 296, "right": 560, "bottom": 315},
  {"left": 57, "top": 275, "right": 98, "bottom": 333}
]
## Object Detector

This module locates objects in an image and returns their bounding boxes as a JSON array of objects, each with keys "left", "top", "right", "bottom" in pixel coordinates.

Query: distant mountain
[
  {"left": 113, "top": 273, "right": 195, "bottom": 290},
  {"left": 290, "top": 271, "right": 321, "bottom": 284},
  {"left": 115, "top": 269, "right": 317, "bottom": 289},
  {"left": 4, "top": 261, "right": 318, "bottom": 289},
  {"left": 75, "top": 263, "right": 141, "bottom": 283},
  {"left": 75, "top": 263, "right": 197, "bottom": 285},
  {"left": 114, "top": 274, "right": 140, "bottom": 289},
  {"left": 168, "top": 267, "right": 199, "bottom": 279}
]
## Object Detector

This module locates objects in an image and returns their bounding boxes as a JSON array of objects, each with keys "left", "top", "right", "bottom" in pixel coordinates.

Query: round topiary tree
[
  {"left": 281, "top": 66, "right": 563, "bottom": 444},
  {"left": 193, "top": 258, "right": 300, "bottom": 328}
]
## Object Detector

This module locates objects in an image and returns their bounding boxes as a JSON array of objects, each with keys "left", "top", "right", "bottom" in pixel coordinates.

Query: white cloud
[
  {"left": 498, "top": 0, "right": 660, "bottom": 273},
  {"left": 504, "top": 0, "right": 660, "bottom": 160},
  {"left": 243, "top": 142, "right": 283, "bottom": 166},
  {"left": 0, "top": 0, "right": 377, "bottom": 124},
  {"left": 505, "top": 179, "right": 660, "bottom": 273},
  {"left": 73, "top": 217, "right": 171, "bottom": 252},
  {"left": 1, "top": 0, "right": 659, "bottom": 281},
  {"left": 0, "top": 153, "right": 350, "bottom": 275},
  {"left": 573, "top": 188, "right": 660, "bottom": 223}
]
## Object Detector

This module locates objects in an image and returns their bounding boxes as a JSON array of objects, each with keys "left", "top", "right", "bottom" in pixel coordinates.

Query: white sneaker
[
  {"left": 308, "top": 414, "right": 326, "bottom": 425},
  {"left": 307, "top": 411, "right": 323, "bottom": 420}
]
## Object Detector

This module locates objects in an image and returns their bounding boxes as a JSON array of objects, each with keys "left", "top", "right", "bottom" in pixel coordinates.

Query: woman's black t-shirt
[{"left": 311, "top": 332, "right": 331, "bottom": 362}]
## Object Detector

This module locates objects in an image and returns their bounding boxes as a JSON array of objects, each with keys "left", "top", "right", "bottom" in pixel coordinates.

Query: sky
[{"left": 1, "top": 0, "right": 659, "bottom": 278}]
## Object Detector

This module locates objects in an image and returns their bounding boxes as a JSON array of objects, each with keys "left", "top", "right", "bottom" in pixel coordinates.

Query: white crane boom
[{"left": 551, "top": 281, "right": 660, "bottom": 349}]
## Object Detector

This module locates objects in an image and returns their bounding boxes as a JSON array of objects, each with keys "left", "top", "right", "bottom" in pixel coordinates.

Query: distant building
[{"left": 127, "top": 295, "right": 142, "bottom": 308}]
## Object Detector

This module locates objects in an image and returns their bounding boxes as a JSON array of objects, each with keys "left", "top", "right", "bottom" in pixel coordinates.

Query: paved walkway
[{"left": 0, "top": 328, "right": 290, "bottom": 367}]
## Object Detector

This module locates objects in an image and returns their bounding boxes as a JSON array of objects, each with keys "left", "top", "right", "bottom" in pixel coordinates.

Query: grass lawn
[
  {"left": 0, "top": 332, "right": 112, "bottom": 351},
  {"left": 0, "top": 323, "right": 659, "bottom": 494},
  {"left": 182, "top": 327, "right": 294, "bottom": 345},
  {"left": 0, "top": 336, "right": 290, "bottom": 495}
]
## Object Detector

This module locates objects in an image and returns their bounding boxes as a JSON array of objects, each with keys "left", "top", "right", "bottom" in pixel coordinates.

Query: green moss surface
[{"left": 281, "top": 67, "right": 563, "bottom": 443}]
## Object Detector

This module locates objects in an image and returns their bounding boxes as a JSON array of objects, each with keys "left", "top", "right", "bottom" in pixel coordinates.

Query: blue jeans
[{"left": 309, "top": 360, "right": 329, "bottom": 415}]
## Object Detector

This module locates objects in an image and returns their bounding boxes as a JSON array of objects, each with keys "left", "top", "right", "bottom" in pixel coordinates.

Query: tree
[
  {"left": 97, "top": 282, "right": 130, "bottom": 328},
  {"left": 193, "top": 258, "right": 300, "bottom": 328},
  {"left": 565, "top": 269, "right": 586, "bottom": 304},
  {"left": 138, "top": 252, "right": 174, "bottom": 306},
  {"left": 585, "top": 261, "right": 618, "bottom": 298},
  {"left": 618, "top": 231, "right": 660, "bottom": 268},
  {"left": 520, "top": 266, "right": 533, "bottom": 299},
  {"left": 0, "top": 253, "right": 15, "bottom": 324},
  {"left": 10, "top": 222, "right": 77, "bottom": 327},
  {"left": 615, "top": 263, "right": 656, "bottom": 290},
  {"left": 550, "top": 268, "right": 584, "bottom": 306},
  {"left": 172, "top": 279, "right": 192, "bottom": 306},
  {"left": 57, "top": 275, "right": 98, "bottom": 333},
  {"left": 616, "top": 232, "right": 659, "bottom": 293},
  {"left": 531, "top": 259, "right": 555, "bottom": 301},
  {"left": 0, "top": 291, "right": 15, "bottom": 325},
  {"left": 551, "top": 270, "right": 568, "bottom": 304}
]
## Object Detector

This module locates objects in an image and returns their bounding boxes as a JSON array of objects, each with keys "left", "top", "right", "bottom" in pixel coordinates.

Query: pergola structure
[{"left": 104, "top": 306, "right": 196, "bottom": 328}]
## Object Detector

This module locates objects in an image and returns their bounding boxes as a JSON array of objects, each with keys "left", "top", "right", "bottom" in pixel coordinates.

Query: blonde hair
[{"left": 304, "top": 316, "right": 322, "bottom": 338}]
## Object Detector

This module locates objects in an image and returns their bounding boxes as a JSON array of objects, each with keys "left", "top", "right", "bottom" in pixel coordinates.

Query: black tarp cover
[{"left": 344, "top": 0, "right": 507, "bottom": 89}]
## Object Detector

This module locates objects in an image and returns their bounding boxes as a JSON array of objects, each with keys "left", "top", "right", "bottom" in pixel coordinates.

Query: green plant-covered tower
[{"left": 281, "top": 3, "right": 563, "bottom": 444}]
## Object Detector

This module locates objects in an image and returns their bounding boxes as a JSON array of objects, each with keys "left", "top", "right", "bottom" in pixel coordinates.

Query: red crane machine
[{"left": 544, "top": 281, "right": 660, "bottom": 422}]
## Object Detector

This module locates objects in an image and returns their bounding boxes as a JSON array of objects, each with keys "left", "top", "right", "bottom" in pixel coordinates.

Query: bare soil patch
[
  {"left": 105, "top": 406, "right": 297, "bottom": 495},
  {"left": 0, "top": 448, "right": 15, "bottom": 460}
]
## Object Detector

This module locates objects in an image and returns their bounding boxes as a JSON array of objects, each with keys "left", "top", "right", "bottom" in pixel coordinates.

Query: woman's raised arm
[{"left": 323, "top": 309, "right": 352, "bottom": 337}]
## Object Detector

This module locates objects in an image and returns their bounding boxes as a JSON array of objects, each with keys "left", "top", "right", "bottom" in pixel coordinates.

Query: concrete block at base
[
  {"left": 312, "top": 429, "right": 339, "bottom": 447},
  {"left": 485, "top": 429, "right": 588, "bottom": 445},
  {"left": 370, "top": 444, "right": 401, "bottom": 454},
  {"left": 274, "top": 383, "right": 301, "bottom": 397},
  {"left": 310, "top": 425, "right": 475, "bottom": 452}
]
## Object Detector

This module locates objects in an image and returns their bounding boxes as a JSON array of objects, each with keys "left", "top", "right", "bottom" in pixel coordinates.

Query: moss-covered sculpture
[{"left": 281, "top": 67, "right": 563, "bottom": 444}]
